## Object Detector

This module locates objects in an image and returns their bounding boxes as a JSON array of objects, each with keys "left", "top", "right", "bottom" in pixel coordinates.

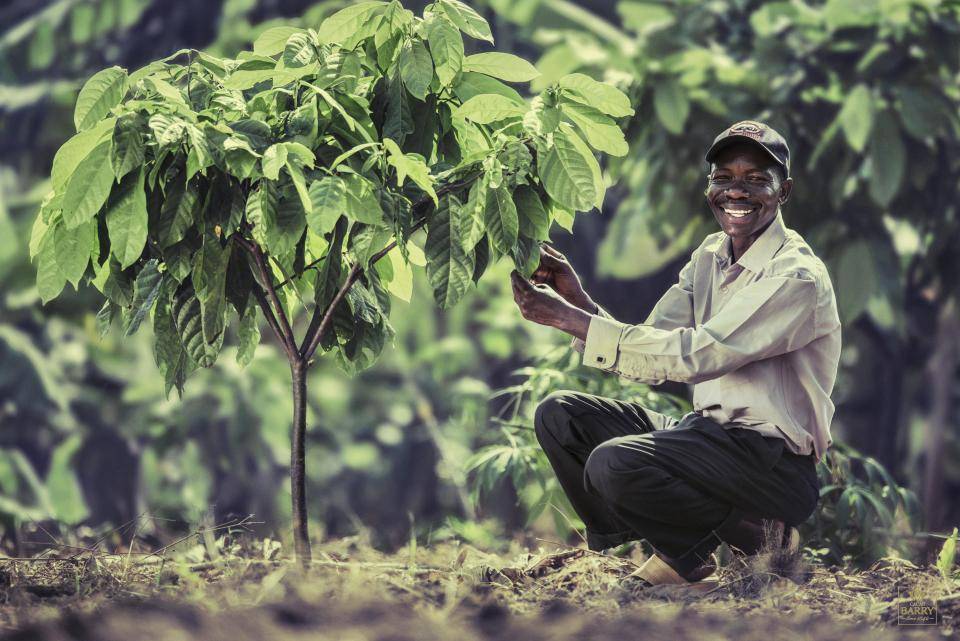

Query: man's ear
[{"left": 778, "top": 177, "right": 794, "bottom": 205}]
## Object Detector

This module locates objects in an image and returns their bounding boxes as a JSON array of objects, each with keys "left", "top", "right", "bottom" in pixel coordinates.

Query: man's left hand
[{"left": 510, "top": 270, "right": 591, "bottom": 340}]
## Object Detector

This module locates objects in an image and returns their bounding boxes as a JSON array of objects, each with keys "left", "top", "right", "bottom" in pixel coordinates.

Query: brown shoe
[{"left": 624, "top": 554, "right": 719, "bottom": 593}]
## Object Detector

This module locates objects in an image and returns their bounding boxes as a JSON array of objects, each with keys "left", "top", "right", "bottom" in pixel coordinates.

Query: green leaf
[
  {"left": 36, "top": 230, "right": 66, "bottom": 304},
  {"left": 459, "top": 177, "right": 487, "bottom": 252},
  {"left": 836, "top": 240, "right": 877, "bottom": 323},
  {"left": 839, "top": 84, "right": 874, "bottom": 153},
  {"left": 936, "top": 527, "right": 958, "bottom": 580},
  {"left": 537, "top": 125, "right": 599, "bottom": 212},
  {"left": 308, "top": 176, "right": 347, "bottom": 235},
  {"left": 272, "top": 193, "right": 308, "bottom": 258},
  {"left": 253, "top": 26, "right": 307, "bottom": 56},
  {"left": 426, "top": 195, "right": 475, "bottom": 309},
  {"left": 463, "top": 53, "right": 539, "bottom": 82},
  {"left": 74, "top": 66, "right": 128, "bottom": 132},
  {"left": 382, "top": 69, "right": 415, "bottom": 145},
  {"left": 653, "top": 79, "right": 689, "bottom": 134},
  {"left": 381, "top": 246, "right": 412, "bottom": 302},
  {"left": 558, "top": 73, "right": 634, "bottom": 118},
  {"left": 46, "top": 435, "right": 88, "bottom": 524},
  {"left": 560, "top": 101, "right": 628, "bottom": 156},
  {"left": 94, "top": 299, "right": 118, "bottom": 339},
  {"left": 193, "top": 237, "right": 231, "bottom": 353},
  {"left": 51, "top": 117, "right": 115, "bottom": 193},
  {"left": 105, "top": 169, "right": 148, "bottom": 269},
  {"left": 111, "top": 114, "right": 144, "bottom": 180},
  {"left": 383, "top": 138, "right": 438, "bottom": 205},
  {"left": 513, "top": 186, "right": 550, "bottom": 240},
  {"left": 895, "top": 85, "right": 946, "bottom": 141},
  {"left": 245, "top": 181, "right": 279, "bottom": 251},
  {"left": 426, "top": 16, "right": 464, "bottom": 87},
  {"left": 53, "top": 217, "right": 97, "bottom": 287},
  {"left": 237, "top": 305, "right": 260, "bottom": 367},
  {"left": 153, "top": 282, "right": 191, "bottom": 397},
  {"left": 868, "top": 111, "right": 905, "bottom": 207},
  {"left": 144, "top": 77, "right": 190, "bottom": 111},
  {"left": 439, "top": 0, "right": 494, "bottom": 43},
  {"left": 61, "top": 140, "right": 115, "bottom": 229},
  {"left": 262, "top": 143, "right": 288, "bottom": 180},
  {"left": 125, "top": 259, "right": 164, "bottom": 336},
  {"left": 157, "top": 172, "right": 199, "bottom": 249},
  {"left": 453, "top": 72, "right": 524, "bottom": 105},
  {"left": 317, "top": 1, "right": 388, "bottom": 46},
  {"left": 173, "top": 284, "right": 222, "bottom": 368},
  {"left": 454, "top": 94, "right": 526, "bottom": 124},
  {"left": 484, "top": 184, "right": 519, "bottom": 253},
  {"left": 284, "top": 161, "right": 314, "bottom": 217},
  {"left": 342, "top": 174, "right": 384, "bottom": 225},
  {"left": 399, "top": 39, "right": 434, "bottom": 100},
  {"left": 148, "top": 113, "right": 187, "bottom": 147},
  {"left": 283, "top": 32, "right": 318, "bottom": 68}
]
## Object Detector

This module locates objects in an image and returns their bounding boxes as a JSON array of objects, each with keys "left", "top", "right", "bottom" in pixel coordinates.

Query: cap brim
[{"left": 704, "top": 135, "right": 787, "bottom": 174}]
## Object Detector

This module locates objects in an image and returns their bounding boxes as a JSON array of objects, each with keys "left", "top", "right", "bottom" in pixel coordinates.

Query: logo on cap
[{"left": 728, "top": 121, "right": 764, "bottom": 140}]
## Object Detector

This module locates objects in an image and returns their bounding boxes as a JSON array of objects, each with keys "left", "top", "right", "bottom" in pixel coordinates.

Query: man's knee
[
  {"left": 533, "top": 390, "right": 579, "bottom": 448},
  {"left": 584, "top": 439, "right": 660, "bottom": 505}
]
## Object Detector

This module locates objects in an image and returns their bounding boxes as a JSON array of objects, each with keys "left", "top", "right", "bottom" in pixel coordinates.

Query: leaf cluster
[{"left": 32, "top": 0, "right": 632, "bottom": 396}]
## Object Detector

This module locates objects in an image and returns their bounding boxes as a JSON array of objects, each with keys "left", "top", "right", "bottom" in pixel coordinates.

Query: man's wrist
[{"left": 559, "top": 305, "right": 592, "bottom": 341}]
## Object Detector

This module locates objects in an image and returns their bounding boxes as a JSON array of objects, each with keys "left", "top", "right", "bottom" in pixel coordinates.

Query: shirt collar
[{"left": 707, "top": 209, "right": 787, "bottom": 272}]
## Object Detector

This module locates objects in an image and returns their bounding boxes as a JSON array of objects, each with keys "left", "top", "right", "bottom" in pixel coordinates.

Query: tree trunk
[
  {"left": 290, "top": 359, "right": 311, "bottom": 566},
  {"left": 923, "top": 296, "right": 958, "bottom": 559}
]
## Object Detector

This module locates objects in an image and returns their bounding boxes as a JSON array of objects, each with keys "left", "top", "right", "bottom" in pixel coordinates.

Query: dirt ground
[{"left": 0, "top": 537, "right": 957, "bottom": 640}]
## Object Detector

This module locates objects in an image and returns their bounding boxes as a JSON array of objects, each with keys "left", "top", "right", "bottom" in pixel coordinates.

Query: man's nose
[{"left": 724, "top": 185, "right": 750, "bottom": 199}]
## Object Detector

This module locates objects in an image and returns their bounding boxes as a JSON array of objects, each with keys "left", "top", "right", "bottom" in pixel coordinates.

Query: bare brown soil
[{"left": 0, "top": 538, "right": 956, "bottom": 640}]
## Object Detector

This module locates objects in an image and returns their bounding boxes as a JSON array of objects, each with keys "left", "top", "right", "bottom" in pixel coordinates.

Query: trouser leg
[
  {"left": 533, "top": 390, "right": 679, "bottom": 551},
  {"left": 534, "top": 391, "right": 820, "bottom": 573},
  {"left": 583, "top": 413, "right": 820, "bottom": 574}
]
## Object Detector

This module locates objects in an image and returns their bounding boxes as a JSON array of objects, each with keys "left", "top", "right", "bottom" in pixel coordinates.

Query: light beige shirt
[{"left": 572, "top": 210, "right": 841, "bottom": 461}]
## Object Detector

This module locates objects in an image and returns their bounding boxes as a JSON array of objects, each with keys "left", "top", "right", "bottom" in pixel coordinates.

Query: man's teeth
[{"left": 723, "top": 207, "right": 752, "bottom": 217}]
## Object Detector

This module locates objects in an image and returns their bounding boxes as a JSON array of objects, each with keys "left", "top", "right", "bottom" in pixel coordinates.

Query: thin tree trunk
[
  {"left": 923, "top": 296, "right": 958, "bottom": 559},
  {"left": 290, "top": 358, "right": 311, "bottom": 566}
]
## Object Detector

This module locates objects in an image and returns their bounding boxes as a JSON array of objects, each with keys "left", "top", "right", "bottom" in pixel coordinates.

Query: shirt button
[
  {"left": 720, "top": 285, "right": 728, "bottom": 293},
  {"left": 597, "top": 356, "right": 605, "bottom": 363}
]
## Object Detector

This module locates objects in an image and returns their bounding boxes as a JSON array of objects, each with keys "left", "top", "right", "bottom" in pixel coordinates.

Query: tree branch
[
  {"left": 234, "top": 235, "right": 299, "bottom": 361},
  {"left": 298, "top": 173, "right": 481, "bottom": 361}
]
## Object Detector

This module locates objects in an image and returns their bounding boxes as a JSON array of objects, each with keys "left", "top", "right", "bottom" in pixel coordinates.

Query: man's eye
[{"left": 748, "top": 176, "right": 770, "bottom": 183}]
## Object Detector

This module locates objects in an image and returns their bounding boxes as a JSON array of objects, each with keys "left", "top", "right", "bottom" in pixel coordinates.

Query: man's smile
[{"left": 719, "top": 202, "right": 759, "bottom": 222}]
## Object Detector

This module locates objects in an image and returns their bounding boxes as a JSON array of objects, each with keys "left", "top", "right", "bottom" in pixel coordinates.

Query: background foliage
[{"left": 1, "top": 0, "right": 958, "bottom": 566}]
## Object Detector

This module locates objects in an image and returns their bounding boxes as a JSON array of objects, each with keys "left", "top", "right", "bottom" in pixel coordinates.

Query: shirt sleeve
[
  {"left": 571, "top": 304, "right": 613, "bottom": 354},
  {"left": 581, "top": 273, "right": 820, "bottom": 385}
]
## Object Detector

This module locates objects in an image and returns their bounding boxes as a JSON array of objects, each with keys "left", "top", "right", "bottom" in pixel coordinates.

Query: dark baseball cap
[{"left": 704, "top": 120, "right": 791, "bottom": 177}]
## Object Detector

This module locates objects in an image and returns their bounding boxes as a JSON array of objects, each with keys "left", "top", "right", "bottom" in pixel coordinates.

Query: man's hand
[
  {"left": 511, "top": 270, "right": 591, "bottom": 341},
  {"left": 531, "top": 244, "right": 597, "bottom": 313}
]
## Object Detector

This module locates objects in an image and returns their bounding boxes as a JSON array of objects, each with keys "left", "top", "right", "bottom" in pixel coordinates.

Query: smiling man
[{"left": 510, "top": 121, "right": 842, "bottom": 588}]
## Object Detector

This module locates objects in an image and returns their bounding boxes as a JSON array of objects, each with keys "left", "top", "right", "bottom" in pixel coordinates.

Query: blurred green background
[{"left": 1, "top": 0, "right": 958, "bottom": 565}]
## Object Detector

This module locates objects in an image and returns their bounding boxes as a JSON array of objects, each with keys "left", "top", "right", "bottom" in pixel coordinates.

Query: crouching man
[{"left": 510, "top": 121, "right": 841, "bottom": 588}]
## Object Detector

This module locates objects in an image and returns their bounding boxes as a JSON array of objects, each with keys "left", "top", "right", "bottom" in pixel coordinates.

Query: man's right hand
[{"left": 531, "top": 243, "right": 597, "bottom": 314}]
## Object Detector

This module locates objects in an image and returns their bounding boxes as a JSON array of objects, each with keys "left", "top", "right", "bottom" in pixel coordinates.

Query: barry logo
[
  {"left": 897, "top": 586, "right": 938, "bottom": 625},
  {"left": 729, "top": 121, "right": 764, "bottom": 140}
]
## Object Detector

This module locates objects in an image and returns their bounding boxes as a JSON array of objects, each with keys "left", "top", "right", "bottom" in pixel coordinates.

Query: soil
[{"left": 0, "top": 537, "right": 957, "bottom": 640}]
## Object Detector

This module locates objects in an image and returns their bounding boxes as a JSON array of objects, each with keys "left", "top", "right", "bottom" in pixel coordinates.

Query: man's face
[{"left": 705, "top": 143, "right": 792, "bottom": 239}]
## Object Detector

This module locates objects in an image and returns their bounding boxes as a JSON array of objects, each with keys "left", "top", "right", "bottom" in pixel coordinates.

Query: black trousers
[{"left": 534, "top": 390, "right": 820, "bottom": 573}]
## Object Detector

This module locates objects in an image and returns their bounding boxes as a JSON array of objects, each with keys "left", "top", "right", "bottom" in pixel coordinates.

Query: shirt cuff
[{"left": 582, "top": 314, "right": 626, "bottom": 371}]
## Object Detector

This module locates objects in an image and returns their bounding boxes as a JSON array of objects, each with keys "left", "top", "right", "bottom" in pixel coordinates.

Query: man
[{"left": 510, "top": 121, "right": 841, "bottom": 587}]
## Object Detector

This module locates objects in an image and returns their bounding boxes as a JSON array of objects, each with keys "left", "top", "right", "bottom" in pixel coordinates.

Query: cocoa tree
[{"left": 30, "top": 0, "right": 632, "bottom": 564}]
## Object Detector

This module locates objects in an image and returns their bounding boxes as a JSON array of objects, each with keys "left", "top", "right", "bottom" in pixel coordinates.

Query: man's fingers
[{"left": 541, "top": 243, "right": 566, "bottom": 260}]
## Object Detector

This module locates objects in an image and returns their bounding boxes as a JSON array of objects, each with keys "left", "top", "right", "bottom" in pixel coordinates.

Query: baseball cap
[{"left": 704, "top": 120, "right": 791, "bottom": 177}]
